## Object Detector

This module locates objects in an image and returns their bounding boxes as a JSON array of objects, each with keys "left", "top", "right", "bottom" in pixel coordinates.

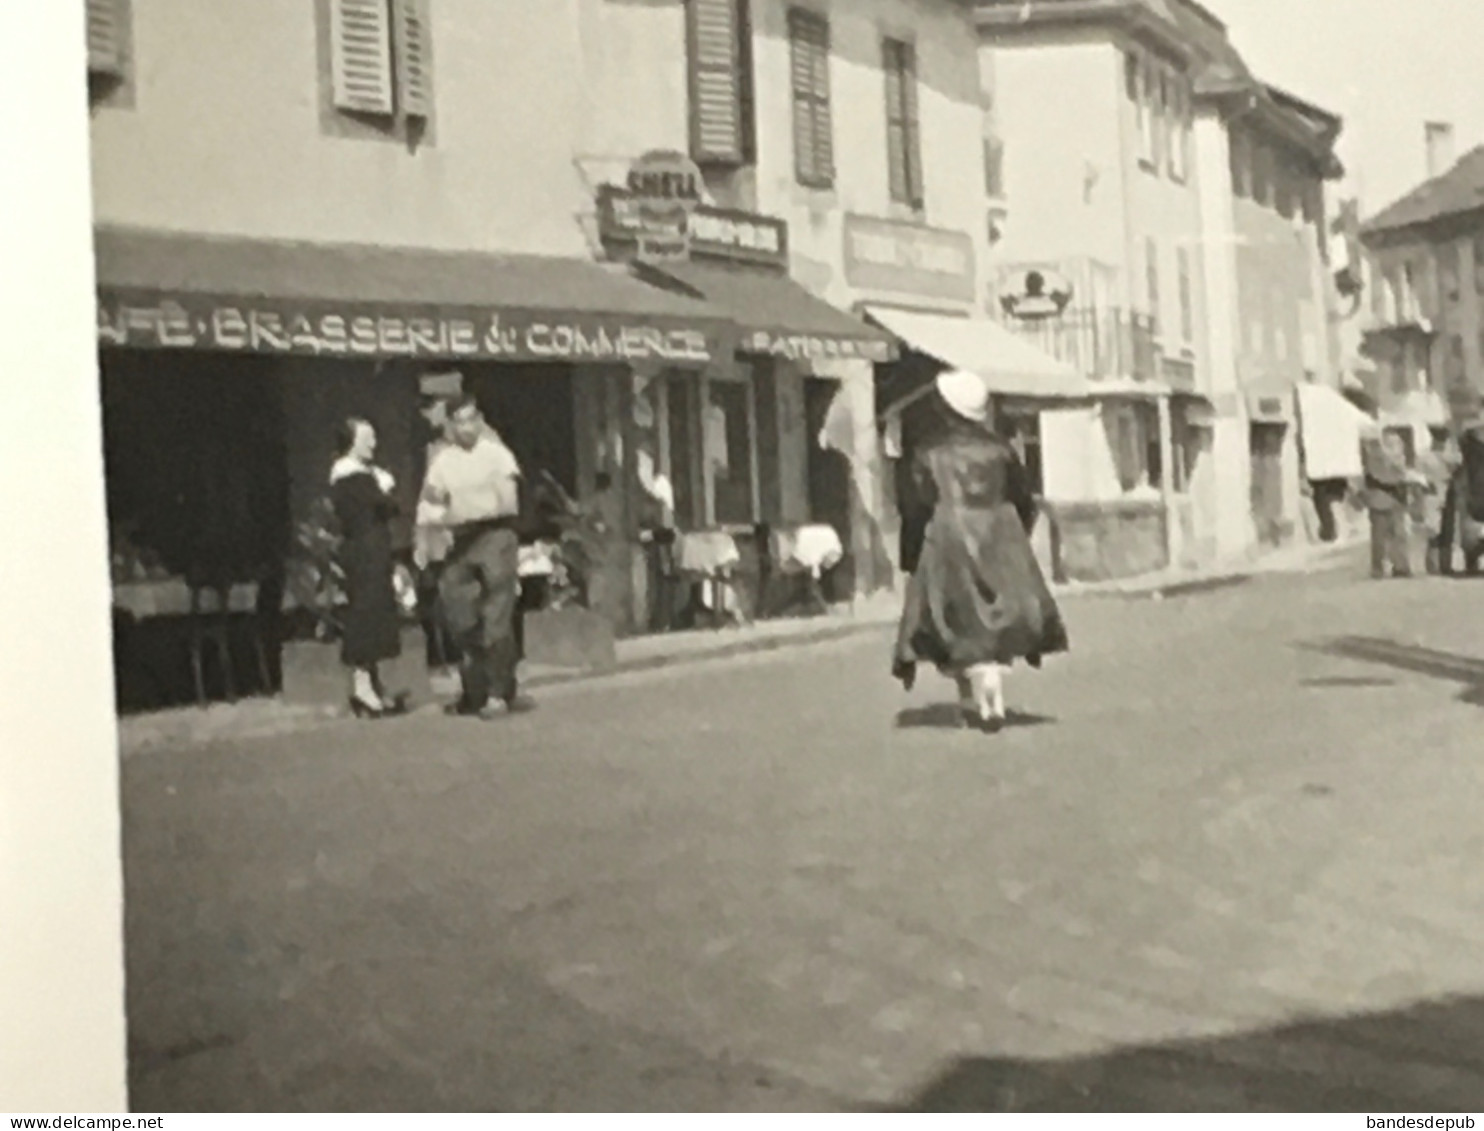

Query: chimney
[{"left": 1425, "top": 121, "right": 1456, "bottom": 179}]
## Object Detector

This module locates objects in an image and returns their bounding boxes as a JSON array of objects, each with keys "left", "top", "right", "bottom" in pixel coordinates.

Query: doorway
[
  {"left": 1250, "top": 422, "right": 1287, "bottom": 547},
  {"left": 804, "top": 377, "right": 854, "bottom": 600}
]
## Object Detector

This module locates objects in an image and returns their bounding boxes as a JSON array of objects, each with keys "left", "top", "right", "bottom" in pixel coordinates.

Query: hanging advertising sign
[
  {"left": 998, "top": 267, "right": 1074, "bottom": 321},
  {"left": 623, "top": 150, "right": 704, "bottom": 263}
]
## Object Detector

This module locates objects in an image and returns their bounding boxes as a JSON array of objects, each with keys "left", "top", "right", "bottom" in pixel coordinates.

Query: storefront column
[{"left": 1157, "top": 394, "right": 1178, "bottom": 569}]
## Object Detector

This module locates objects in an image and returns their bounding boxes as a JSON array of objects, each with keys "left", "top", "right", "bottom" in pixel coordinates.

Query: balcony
[{"left": 999, "top": 306, "right": 1161, "bottom": 385}]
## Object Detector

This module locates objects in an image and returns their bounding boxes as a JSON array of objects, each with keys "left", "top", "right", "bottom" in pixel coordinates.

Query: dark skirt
[
  {"left": 894, "top": 502, "right": 1068, "bottom": 675},
  {"left": 339, "top": 544, "right": 402, "bottom": 668}
]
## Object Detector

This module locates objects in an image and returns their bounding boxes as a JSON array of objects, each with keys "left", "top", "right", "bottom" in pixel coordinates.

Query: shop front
[
  {"left": 596, "top": 186, "right": 895, "bottom": 625},
  {"left": 95, "top": 226, "right": 729, "bottom": 709}
]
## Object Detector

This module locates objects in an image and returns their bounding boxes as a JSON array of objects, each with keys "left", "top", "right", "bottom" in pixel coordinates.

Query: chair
[
  {"left": 188, "top": 584, "right": 235, "bottom": 706},
  {"left": 188, "top": 580, "right": 273, "bottom": 706}
]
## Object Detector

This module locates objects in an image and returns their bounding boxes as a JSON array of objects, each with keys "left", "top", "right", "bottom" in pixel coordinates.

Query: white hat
[{"left": 935, "top": 369, "right": 991, "bottom": 422}]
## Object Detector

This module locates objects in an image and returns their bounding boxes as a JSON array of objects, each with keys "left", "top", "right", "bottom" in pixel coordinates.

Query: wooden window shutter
[
  {"left": 392, "top": 0, "right": 433, "bottom": 119},
  {"left": 789, "top": 10, "right": 832, "bottom": 186},
  {"left": 330, "top": 0, "right": 395, "bottom": 116},
  {"left": 688, "top": 0, "right": 744, "bottom": 165},
  {"left": 902, "top": 43, "right": 923, "bottom": 206},
  {"left": 884, "top": 41, "right": 908, "bottom": 204},
  {"left": 86, "top": 0, "right": 124, "bottom": 77}
]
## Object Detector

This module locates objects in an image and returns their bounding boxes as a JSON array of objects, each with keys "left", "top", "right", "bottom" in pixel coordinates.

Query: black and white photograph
[{"left": 7, "top": 0, "right": 1484, "bottom": 1115}]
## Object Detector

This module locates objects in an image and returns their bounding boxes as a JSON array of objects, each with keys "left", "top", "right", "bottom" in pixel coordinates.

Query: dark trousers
[
  {"left": 1428, "top": 483, "right": 1458, "bottom": 575},
  {"left": 1369, "top": 507, "right": 1411, "bottom": 578},
  {"left": 438, "top": 524, "right": 520, "bottom": 708}
]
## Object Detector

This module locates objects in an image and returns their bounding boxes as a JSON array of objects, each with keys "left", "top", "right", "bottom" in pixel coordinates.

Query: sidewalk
[{"left": 116, "top": 537, "right": 1362, "bottom": 755}]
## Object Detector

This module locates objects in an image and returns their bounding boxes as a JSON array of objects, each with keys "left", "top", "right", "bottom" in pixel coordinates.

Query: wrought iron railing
[{"left": 999, "top": 306, "right": 1161, "bottom": 384}]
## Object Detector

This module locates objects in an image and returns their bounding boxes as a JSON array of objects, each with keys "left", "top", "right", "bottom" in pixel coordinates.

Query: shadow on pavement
[
  {"left": 1298, "top": 676, "right": 1396, "bottom": 689},
  {"left": 886, "top": 994, "right": 1484, "bottom": 1112},
  {"left": 894, "top": 704, "right": 1056, "bottom": 731},
  {"left": 1301, "top": 636, "right": 1484, "bottom": 706}
]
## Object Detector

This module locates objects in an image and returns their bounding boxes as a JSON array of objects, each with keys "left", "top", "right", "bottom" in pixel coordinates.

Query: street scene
[
  {"left": 122, "top": 557, "right": 1484, "bottom": 1111},
  {"left": 23, "top": 0, "right": 1484, "bottom": 1114}
]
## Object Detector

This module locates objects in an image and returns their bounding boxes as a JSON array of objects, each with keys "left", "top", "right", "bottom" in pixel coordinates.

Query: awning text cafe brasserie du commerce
[{"left": 95, "top": 295, "right": 719, "bottom": 365}]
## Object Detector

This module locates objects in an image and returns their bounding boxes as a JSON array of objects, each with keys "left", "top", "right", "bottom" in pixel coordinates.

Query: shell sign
[{"left": 625, "top": 150, "right": 704, "bottom": 263}]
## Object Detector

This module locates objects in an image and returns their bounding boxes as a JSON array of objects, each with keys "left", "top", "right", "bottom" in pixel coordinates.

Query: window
[
  {"left": 1109, "top": 404, "right": 1160, "bottom": 493},
  {"left": 86, "top": 0, "right": 132, "bottom": 104},
  {"left": 1169, "top": 79, "right": 1189, "bottom": 182},
  {"left": 1145, "top": 237, "right": 1161, "bottom": 335},
  {"left": 705, "top": 376, "right": 759, "bottom": 526},
  {"left": 324, "top": 0, "right": 433, "bottom": 139},
  {"left": 1440, "top": 241, "right": 1462, "bottom": 302},
  {"left": 982, "top": 133, "right": 1007, "bottom": 200},
  {"left": 1275, "top": 160, "right": 1296, "bottom": 220},
  {"left": 1124, "top": 50, "right": 1140, "bottom": 103},
  {"left": 1448, "top": 333, "right": 1467, "bottom": 386},
  {"left": 1137, "top": 59, "right": 1156, "bottom": 167},
  {"left": 689, "top": 0, "right": 753, "bottom": 166},
  {"left": 788, "top": 9, "right": 833, "bottom": 187},
  {"left": 1230, "top": 129, "right": 1251, "bottom": 198},
  {"left": 1251, "top": 143, "right": 1272, "bottom": 206},
  {"left": 1152, "top": 70, "right": 1169, "bottom": 172},
  {"left": 1177, "top": 247, "right": 1193, "bottom": 343},
  {"left": 883, "top": 38, "right": 924, "bottom": 209}
]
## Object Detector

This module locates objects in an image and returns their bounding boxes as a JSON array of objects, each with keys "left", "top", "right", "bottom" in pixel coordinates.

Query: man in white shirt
[{"left": 421, "top": 394, "right": 531, "bottom": 717}]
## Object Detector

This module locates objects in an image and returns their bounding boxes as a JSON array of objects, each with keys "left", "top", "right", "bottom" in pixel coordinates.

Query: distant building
[
  {"left": 1359, "top": 123, "right": 1484, "bottom": 455},
  {"left": 978, "top": 0, "right": 1345, "bottom": 577}
]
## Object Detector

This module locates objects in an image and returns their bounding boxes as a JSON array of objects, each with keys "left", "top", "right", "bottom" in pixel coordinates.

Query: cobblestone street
[{"left": 122, "top": 562, "right": 1484, "bottom": 1111}]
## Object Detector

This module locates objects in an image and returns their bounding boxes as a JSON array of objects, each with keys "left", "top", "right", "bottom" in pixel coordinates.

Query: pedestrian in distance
[
  {"left": 328, "top": 416, "right": 409, "bottom": 719},
  {"left": 1362, "top": 431, "right": 1414, "bottom": 580},
  {"left": 419, "top": 392, "right": 533, "bottom": 719},
  {"left": 891, "top": 370, "right": 1069, "bottom": 730}
]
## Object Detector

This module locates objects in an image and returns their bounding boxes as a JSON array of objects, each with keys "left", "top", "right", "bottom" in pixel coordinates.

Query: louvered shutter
[
  {"left": 86, "top": 0, "right": 124, "bottom": 78},
  {"left": 901, "top": 43, "right": 922, "bottom": 207},
  {"left": 393, "top": 0, "right": 433, "bottom": 119},
  {"left": 789, "top": 11, "right": 832, "bottom": 186},
  {"left": 330, "top": 0, "right": 395, "bottom": 116},
  {"left": 808, "top": 19, "right": 833, "bottom": 184},
  {"left": 790, "top": 23, "right": 818, "bottom": 185},
  {"left": 688, "top": 0, "right": 744, "bottom": 165},
  {"left": 884, "top": 42, "right": 908, "bottom": 204}
]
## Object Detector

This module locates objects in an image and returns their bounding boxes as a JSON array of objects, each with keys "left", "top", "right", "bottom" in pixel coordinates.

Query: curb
[{"left": 522, "top": 616, "right": 895, "bottom": 691}]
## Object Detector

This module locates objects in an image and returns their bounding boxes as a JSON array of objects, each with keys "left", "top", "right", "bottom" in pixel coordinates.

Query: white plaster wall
[
  {"left": 989, "top": 40, "right": 1127, "bottom": 280},
  {"left": 1, "top": 4, "right": 129, "bottom": 1112},
  {"left": 91, "top": 0, "right": 597, "bottom": 256},
  {"left": 750, "top": 0, "right": 989, "bottom": 314},
  {"left": 1194, "top": 111, "right": 1254, "bottom": 560}
]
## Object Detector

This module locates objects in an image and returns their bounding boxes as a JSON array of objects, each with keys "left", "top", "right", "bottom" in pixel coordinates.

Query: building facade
[
  {"left": 976, "top": 0, "right": 1345, "bottom": 578},
  {"left": 90, "top": 0, "right": 952, "bottom": 703},
  {"left": 1359, "top": 126, "right": 1484, "bottom": 453},
  {"left": 979, "top": 0, "right": 1214, "bottom": 581}
]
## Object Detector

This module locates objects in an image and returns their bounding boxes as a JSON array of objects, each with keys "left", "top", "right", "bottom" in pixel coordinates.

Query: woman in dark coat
[
  {"left": 329, "top": 417, "right": 405, "bottom": 717},
  {"left": 892, "top": 371, "right": 1069, "bottom": 729}
]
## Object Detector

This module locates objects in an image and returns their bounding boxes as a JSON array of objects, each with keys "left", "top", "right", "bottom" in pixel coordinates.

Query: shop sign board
[
  {"left": 597, "top": 187, "right": 789, "bottom": 272},
  {"left": 741, "top": 329, "right": 893, "bottom": 364},
  {"left": 842, "top": 214, "right": 976, "bottom": 305},
  {"left": 95, "top": 290, "right": 722, "bottom": 364}
]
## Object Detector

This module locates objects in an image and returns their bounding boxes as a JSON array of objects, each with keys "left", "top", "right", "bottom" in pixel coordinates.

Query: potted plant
[{"left": 518, "top": 473, "right": 617, "bottom": 671}]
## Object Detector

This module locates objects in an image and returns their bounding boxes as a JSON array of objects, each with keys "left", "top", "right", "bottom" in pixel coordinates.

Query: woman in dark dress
[
  {"left": 329, "top": 417, "right": 405, "bottom": 718},
  {"left": 892, "top": 371, "right": 1069, "bottom": 730}
]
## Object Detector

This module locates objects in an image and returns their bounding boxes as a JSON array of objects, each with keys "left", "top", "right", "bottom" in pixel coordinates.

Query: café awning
[
  {"left": 864, "top": 305, "right": 1090, "bottom": 405},
  {"left": 1297, "top": 382, "right": 1375, "bottom": 480},
  {"left": 93, "top": 226, "right": 733, "bottom": 365},
  {"left": 637, "top": 260, "right": 896, "bottom": 364}
]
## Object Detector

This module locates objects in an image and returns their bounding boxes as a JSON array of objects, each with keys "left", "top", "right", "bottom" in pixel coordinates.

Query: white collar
[{"left": 330, "top": 455, "right": 371, "bottom": 484}]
